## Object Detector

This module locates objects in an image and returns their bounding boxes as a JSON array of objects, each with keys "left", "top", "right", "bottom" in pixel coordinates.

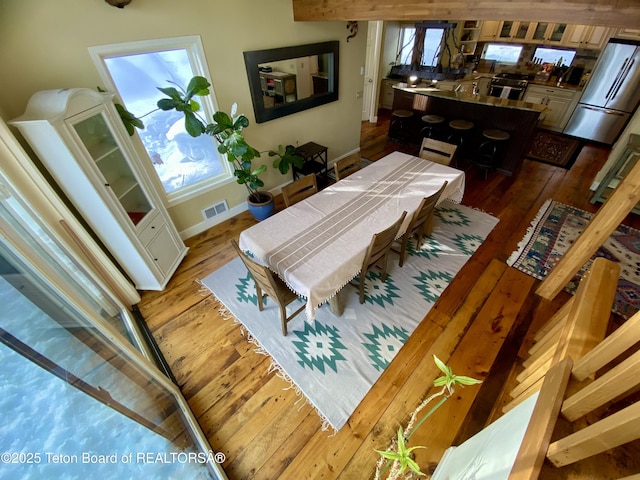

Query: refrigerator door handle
[
  {"left": 610, "top": 58, "right": 636, "bottom": 102},
  {"left": 605, "top": 57, "right": 630, "bottom": 101},
  {"left": 581, "top": 105, "right": 626, "bottom": 116}
]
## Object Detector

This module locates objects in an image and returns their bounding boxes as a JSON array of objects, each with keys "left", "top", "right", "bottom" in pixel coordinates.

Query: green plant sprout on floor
[{"left": 374, "top": 355, "right": 482, "bottom": 480}]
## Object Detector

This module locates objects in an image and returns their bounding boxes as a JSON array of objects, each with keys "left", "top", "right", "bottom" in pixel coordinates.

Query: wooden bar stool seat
[
  {"left": 420, "top": 114, "right": 445, "bottom": 140},
  {"left": 447, "top": 119, "right": 474, "bottom": 166},
  {"left": 474, "top": 129, "right": 510, "bottom": 179},
  {"left": 389, "top": 109, "right": 414, "bottom": 143}
]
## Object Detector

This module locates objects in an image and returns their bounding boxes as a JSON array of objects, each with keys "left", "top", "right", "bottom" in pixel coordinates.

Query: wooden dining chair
[
  {"left": 418, "top": 137, "right": 457, "bottom": 166},
  {"left": 352, "top": 211, "right": 407, "bottom": 304},
  {"left": 230, "top": 240, "right": 304, "bottom": 335},
  {"left": 281, "top": 174, "right": 318, "bottom": 208},
  {"left": 393, "top": 181, "right": 448, "bottom": 267},
  {"left": 334, "top": 156, "right": 362, "bottom": 181}
]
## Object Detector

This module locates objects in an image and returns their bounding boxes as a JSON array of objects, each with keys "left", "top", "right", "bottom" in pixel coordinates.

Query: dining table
[{"left": 238, "top": 151, "right": 466, "bottom": 321}]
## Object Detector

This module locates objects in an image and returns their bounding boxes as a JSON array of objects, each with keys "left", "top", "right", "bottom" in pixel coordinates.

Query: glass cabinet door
[
  {"left": 514, "top": 22, "right": 530, "bottom": 40},
  {"left": 499, "top": 21, "right": 515, "bottom": 39},
  {"left": 548, "top": 23, "right": 567, "bottom": 42},
  {"left": 71, "top": 112, "right": 152, "bottom": 226},
  {"left": 531, "top": 23, "right": 550, "bottom": 41}
]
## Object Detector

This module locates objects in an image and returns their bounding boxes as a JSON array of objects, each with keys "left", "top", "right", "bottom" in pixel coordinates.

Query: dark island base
[{"left": 391, "top": 90, "right": 542, "bottom": 176}]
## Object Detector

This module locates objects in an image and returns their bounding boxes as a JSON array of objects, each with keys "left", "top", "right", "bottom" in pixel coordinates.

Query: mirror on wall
[{"left": 243, "top": 41, "right": 339, "bottom": 123}]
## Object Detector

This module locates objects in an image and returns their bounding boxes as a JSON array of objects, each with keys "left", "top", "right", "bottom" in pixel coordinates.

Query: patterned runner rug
[
  {"left": 525, "top": 130, "right": 583, "bottom": 169},
  {"left": 200, "top": 200, "right": 498, "bottom": 431},
  {"left": 507, "top": 199, "right": 640, "bottom": 319}
]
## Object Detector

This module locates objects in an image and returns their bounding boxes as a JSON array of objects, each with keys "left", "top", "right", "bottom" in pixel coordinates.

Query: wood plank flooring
[{"left": 138, "top": 109, "right": 639, "bottom": 479}]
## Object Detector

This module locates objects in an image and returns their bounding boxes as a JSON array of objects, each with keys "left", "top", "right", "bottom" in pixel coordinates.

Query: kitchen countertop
[
  {"left": 393, "top": 86, "right": 548, "bottom": 114},
  {"left": 527, "top": 79, "right": 583, "bottom": 91}
]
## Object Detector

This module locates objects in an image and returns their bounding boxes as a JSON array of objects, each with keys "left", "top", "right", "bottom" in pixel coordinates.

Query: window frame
[
  {"left": 482, "top": 43, "right": 524, "bottom": 65},
  {"left": 397, "top": 24, "right": 446, "bottom": 67},
  {"left": 88, "top": 36, "right": 233, "bottom": 207}
]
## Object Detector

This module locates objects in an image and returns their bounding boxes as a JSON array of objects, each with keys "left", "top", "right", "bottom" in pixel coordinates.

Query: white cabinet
[
  {"left": 459, "top": 20, "right": 481, "bottom": 56},
  {"left": 613, "top": 28, "right": 640, "bottom": 41},
  {"left": 564, "top": 25, "right": 611, "bottom": 49},
  {"left": 379, "top": 79, "right": 398, "bottom": 109},
  {"left": 10, "top": 88, "right": 188, "bottom": 291},
  {"left": 496, "top": 21, "right": 535, "bottom": 42},
  {"left": 529, "top": 22, "right": 569, "bottom": 44},
  {"left": 479, "top": 21, "right": 501, "bottom": 41},
  {"left": 523, "top": 85, "right": 580, "bottom": 132}
]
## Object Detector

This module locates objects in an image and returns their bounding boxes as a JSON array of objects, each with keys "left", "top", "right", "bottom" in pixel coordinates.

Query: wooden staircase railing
[{"left": 509, "top": 257, "right": 640, "bottom": 478}]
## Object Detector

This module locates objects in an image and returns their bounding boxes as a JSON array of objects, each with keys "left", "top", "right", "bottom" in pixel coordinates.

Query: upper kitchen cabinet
[
  {"left": 479, "top": 21, "right": 501, "bottom": 41},
  {"left": 459, "top": 20, "right": 481, "bottom": 56},
  {"left": 497, "top": 21, "right": 534, "bottom": 42},
  {"left": 564, "top": 25, "right": 612, "bottom": 49},
  {"left": 530, "top": 22, "right": 568, "bottom": 45},
  {"left": 613, "top": 28, "right": 640, "bottom": 41},
  {"left": 10, "top": 88, "right": 188, "bottom": 291}
]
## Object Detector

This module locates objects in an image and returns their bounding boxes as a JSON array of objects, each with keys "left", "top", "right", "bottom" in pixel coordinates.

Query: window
[
  {"left": 89, "top": 37, "right": 232, "bottom": 204},
  {"left": 397, "top": 26, "right": 445, "bottom": 67},
  {"left": 533, "top": 47, "right": 576, "bottom": 67},
  {"left": 483, "top": 43, "right": 523, "bottom": 64}
]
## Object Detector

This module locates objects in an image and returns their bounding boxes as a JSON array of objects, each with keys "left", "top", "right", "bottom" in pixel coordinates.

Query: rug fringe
[
  {"left": 197, "top": 279, "right": 338, "bottom": 435},
  {"left": 506, "top": 198, "right": 553, "bottom": 266}
]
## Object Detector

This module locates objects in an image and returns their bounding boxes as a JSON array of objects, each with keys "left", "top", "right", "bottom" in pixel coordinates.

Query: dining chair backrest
[
  {"left": 419, "top": 137, "right": 457, "bottom": 166},
  {"left": 230, "top": 239, "right": 304, "bottom": 335},
  {"left": 395, "top": 181, "right": 448, "bottom": 267},
  {"left": 282, "top": 174, "right": 318, "bottom": 207},
  {"left": 355, "top": 211, "right": 407, "bottom": 303},
  {"left": 334, "top": 156, "right": 362, "bottom": 181}
]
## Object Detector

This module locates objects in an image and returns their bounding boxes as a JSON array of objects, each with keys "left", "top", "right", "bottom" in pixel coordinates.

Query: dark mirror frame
[{"left": 243, "top": 41, "right": 340, "bottom": 124}]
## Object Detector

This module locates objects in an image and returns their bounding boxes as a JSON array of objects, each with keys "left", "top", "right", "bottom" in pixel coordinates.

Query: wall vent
[{"left": 202, "top": 200, "right": 228, "bottom": 220}]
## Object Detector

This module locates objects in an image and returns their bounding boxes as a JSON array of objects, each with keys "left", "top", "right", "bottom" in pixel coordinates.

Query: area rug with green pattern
[
  {"left": 507, "top": 199, "right": 640, "bottom": 320},
  {"left": 200, "top": 200, "right": 498, "bottom": 431}
]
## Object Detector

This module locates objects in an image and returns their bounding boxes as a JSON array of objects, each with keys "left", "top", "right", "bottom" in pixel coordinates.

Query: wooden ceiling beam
[{"left": 291, "top": 0, "right": 640, "bottom": 28}]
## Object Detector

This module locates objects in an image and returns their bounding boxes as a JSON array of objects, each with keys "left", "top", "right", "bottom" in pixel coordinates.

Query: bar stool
[
  {"left": 420, "top": 114, "right": 445, "bottom": 140},
  {"left": 447, "top": 119, "right": 474, "bottom": 166},
  {"left": 473, "top": 129, "right": 510, "bottom": 179},
  {"left": 388, "top": 109, "right": 414, "bottom": 143}
]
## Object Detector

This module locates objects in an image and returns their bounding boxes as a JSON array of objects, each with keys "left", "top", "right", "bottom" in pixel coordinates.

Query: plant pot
[{"left": 247, "top": 191, "right": 275, "bottom": 221}]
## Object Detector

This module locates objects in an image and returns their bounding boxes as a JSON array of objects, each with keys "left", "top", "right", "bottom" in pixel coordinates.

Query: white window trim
[{"left": 88, "top": 36, "right": 233, "bottom": 207}]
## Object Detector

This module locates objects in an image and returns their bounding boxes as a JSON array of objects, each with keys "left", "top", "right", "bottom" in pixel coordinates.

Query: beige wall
[{"left": 0, "top": 0, "right": 366, "bottom": 235}]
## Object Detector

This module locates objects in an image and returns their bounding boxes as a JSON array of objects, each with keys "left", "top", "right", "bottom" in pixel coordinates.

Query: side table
[{"left": 293, "top": 142, "right": 329, "bottom": 188}]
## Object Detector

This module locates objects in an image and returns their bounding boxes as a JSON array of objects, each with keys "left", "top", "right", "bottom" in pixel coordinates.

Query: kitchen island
[{"left": 392, "top": 86, "right": 547, "bottom": 175}]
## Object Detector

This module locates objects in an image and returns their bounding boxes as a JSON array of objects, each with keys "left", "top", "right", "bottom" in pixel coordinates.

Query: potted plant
[
  {"left": 120, "top": 76, "right": 303, "bottom": 221},
  {"left": 374, "top": 356, "right": 482, "bottom": 479}
]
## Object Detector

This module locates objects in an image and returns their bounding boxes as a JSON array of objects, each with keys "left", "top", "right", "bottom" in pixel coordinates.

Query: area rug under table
[
  {"left": 507, "top": 199, "right": 640, "bottom": 319},
  {"left": 200, "top": 200, "right": 499, "bottom": 431}
]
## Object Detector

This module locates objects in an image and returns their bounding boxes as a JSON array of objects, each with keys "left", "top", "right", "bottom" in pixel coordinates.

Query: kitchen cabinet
[
  {"left": 10, "top": 88, "right": 188, "bottom": 291},
  {"left": 564, "top": 25, "right": 611, "bottom": 49},
  {"left": 522, "top": 85, "right": 579, "bottom": 132},
  {"left": 529, "top": 22, "right": 568, "bottom": 44},
  {"left": 379, "top": 78, "right": 398, "bottom": 109},
  {"left": 590, "top": 133, "right": 640, "bottom": 213},
  {"left": 479, "top": 21, "right": 501, "bottom": 41},
  {"left": 459, "top": 20, "right": 481, "bottom": 56},
  {"left": 613, "top": 28, "right": 640, "bottom": 41},
  {"left": 497, "top": 21, "right": 534, "bottom": 41}
]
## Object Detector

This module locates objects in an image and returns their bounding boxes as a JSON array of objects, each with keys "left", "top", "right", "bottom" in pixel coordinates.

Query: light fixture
[
  {"left": 105, "top": 0, "right": 132, "bottom": 8},
  {"left": 409, "top": 75, "right": 418, "bottom": 87}
]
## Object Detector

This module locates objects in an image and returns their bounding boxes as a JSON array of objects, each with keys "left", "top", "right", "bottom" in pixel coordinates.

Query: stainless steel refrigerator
[{"left": 564, "top": 38, "right": 640, "bottom": 145}]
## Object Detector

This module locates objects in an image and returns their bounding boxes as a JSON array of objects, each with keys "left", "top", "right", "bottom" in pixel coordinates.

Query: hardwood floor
[{"left": 138, "top": 111, "right": 638, "bottom": 479}]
